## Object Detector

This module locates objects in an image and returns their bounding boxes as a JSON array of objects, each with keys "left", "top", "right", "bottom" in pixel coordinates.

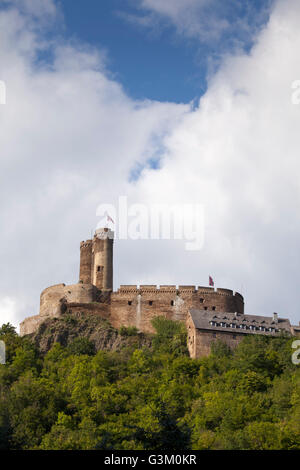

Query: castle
[{"left": 20, "top": 228, "right": 300, "bottom": 357}]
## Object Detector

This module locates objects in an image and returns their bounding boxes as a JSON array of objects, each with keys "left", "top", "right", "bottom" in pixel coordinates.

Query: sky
[{"left": 0, "top": 0, "right": 300, "bottom": 329}]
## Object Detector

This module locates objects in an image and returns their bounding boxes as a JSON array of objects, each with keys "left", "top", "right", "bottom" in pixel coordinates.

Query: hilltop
[{"left": 27, "top": 312, "right": 152, "bottom": 355}]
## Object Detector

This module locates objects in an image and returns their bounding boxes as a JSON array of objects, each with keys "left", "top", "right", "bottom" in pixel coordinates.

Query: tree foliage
[{"left": 0, "top": 319, "right": 299, "bottom": 450}]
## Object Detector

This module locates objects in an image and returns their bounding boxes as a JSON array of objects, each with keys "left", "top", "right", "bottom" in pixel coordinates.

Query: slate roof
[{"left": 189, "top": 309, "right": 292, "bottom": 336}]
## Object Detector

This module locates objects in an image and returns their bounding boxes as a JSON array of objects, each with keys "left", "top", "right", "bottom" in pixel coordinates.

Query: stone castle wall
[
  {"left": 65, "top": 302, "right": 110, "bottom": 319},
  {"left": 110, "top": 285, "right": 244, "bottom": 334},
  {"left": 20, "top": 282, "right": 244, "bottom": 336},
  {"left": 20, "top": 230, "right": 299, "bottom": 354},
  {"left": 39, "top": 283, "right": 100, "bottom": 317},
  {"left": 20, "top": 283, "right": 101, "bottom": 335},
  {"left": 20, "top": 314, "right": 45, "bottom": 336}
]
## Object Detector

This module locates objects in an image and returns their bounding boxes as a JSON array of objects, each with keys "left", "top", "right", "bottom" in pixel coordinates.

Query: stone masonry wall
[
  {"left": 79, "top": 241, "right": 93, "bottom": 284},
  {"left": 39, "top": 283, "right": 100, "bottom": 317},
  {"left": 21, "top": 283, "right": 244, "bottom": 337},
  {"left": 186, "top": 313, "right": 244, "bottom": 358},
  {"left": 65, "top": 302, "right": 110, "bottom": 320},
  {"left": 110, "top": 285, "right": 244, "bottom": 334}
]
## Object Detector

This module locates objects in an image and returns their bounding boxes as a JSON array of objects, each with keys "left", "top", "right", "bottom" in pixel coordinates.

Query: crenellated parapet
[
  {"left": 112, "top": 285, "right": 243, "bottom": 307},
  {"left": 110, "top": 284, "right": 244, "bottom": 333},
  {"left": 80, "top": 228, "right": 114, "bottom": 291}
]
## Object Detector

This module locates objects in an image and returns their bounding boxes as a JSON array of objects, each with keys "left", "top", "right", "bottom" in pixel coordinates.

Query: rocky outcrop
[{"left": 28, "top": 312, "right": 152, "bottom": 355}]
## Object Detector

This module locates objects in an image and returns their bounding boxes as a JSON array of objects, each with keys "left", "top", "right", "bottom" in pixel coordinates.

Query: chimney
[{"left": 273, "top": 312, "right": 278, "bottom": 323}]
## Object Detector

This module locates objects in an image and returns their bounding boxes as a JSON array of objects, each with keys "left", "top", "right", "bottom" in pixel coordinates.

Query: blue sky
[
  {"left": 58, "top": 0, "right": 273, "bottom": 103},
  {"left": 2, "top": 0, "right": 300, "bottom": 327}
]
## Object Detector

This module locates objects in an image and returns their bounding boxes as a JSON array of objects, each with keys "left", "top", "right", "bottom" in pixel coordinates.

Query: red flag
[{"left": 209, "top": 276, "right": 214, "bottom": 287}]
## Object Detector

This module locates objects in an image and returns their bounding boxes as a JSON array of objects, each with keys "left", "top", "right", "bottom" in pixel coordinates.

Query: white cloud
[
  {"left": 0, "top": 0, "right": 300, "bottom": 330},
  {"left": 131, "top": 0, "right": 273, "bottom": 48},
  {"left": 0, "top": 1, "right": 188, "bottom": 328},
  {"left": 2, "top": 0, "right": 57, "bottom": 19},
  {"left": 123, "top": 0, "right": 300, "bottom": 325},
  {"left": 139, "top": 0, "right": 223, "bottom": 40},
  {"left": 0, "top": 297, "right": 18, "bottom": 330}
]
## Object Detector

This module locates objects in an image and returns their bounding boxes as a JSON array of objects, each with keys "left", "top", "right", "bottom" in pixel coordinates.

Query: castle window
[
  {"left": 212, "top": 306, "right": 216, "bottom": 311},
  {"left": 200, "top": 298, "right": 204, "bottom": 303},
  {"left": 128, "top": 301, "right": 132, "bottom": 306},
  {"left": 204, "top": 307, "right": 208, "bottom": 311},
  {"left": 97, "top": 266, "right": 102, "bottom": 272},
  {"left": 149, "top": 301, "right": 153, "bottom": 306},
  {"left": 171, "top": 300, "right": 174, "bottom": 306}
]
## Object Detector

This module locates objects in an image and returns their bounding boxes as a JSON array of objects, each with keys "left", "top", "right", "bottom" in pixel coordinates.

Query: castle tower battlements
[
  {"left": 20, "top": 227, "right": 299, "bottom": 351},
  {"left": 80, "top": 228, "right": 114, "bottom": 291}
]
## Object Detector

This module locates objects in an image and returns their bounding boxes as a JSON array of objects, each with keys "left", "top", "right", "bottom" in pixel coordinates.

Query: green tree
[{"left": 151, "top": 317, "right": 188, "bottom": 356}]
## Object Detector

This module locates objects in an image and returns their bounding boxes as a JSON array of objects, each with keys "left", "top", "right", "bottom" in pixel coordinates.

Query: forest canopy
[{"left": 0, "top": 318, "right": 299, "bottom": 450}]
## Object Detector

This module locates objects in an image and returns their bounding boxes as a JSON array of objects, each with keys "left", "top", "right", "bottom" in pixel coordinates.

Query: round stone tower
[
  {"left": 80, "top": 228, "right": 114, "bottom": 291},
  {"left": 92, "top": 228, "right": 114, "bottom": 291},
  {"left": 79, "top": 240, "right": 93, "bottom": 284}
]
